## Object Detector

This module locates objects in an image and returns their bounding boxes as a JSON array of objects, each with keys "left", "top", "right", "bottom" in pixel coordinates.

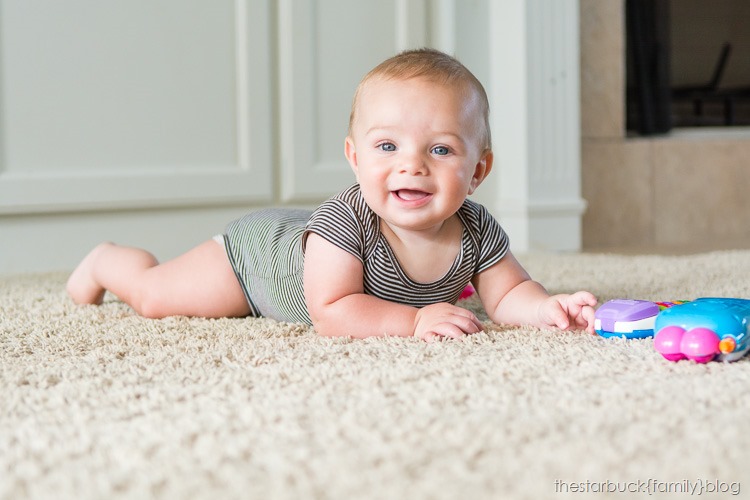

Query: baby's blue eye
[
  {"left": 378, "top": 143, "right": 396, "bottom": 152},
  {"left": 431, "top": 146, "right": 450, "bottom": 156}
]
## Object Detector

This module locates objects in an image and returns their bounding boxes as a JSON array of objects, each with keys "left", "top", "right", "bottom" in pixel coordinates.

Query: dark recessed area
[{"left": 627, "top": 0, "right": 750, "bottom": 135}]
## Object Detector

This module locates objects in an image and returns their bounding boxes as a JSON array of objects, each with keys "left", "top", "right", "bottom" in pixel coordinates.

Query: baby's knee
[{"left": 133, "top": 288, "right": 170, "bottom": 319}]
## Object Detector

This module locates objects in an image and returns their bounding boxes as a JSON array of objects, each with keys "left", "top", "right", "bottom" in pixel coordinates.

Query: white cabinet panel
[
  {"left": 0, "top": 0, "right": 587, "bottom": 273},
  {"left": 277, "top": 0, "right": 428, "bottom": 202},
  {"left": 0, "top": 0, "right": 273, "bottom": 213}
]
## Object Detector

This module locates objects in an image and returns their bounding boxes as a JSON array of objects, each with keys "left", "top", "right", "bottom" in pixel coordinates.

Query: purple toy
[{"left": 595, "top": 299, "right": 685, "bottom": 339}]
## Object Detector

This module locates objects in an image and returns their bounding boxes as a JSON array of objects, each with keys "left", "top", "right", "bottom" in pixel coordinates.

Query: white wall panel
[
  {"left": 277, "top": 0, "right": 428, "bottom": 202},
  {"left": 0, "top": 0, "right": 273, "bottom": 213},
  {"left": 0, "top": 0, "right": 587, "bottom": 273},
  {"left": 468, "top": 0, "right": 585, "bottom": 252}
]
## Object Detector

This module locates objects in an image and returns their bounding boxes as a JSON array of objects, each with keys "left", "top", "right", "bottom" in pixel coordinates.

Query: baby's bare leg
[
  {"left": 66, "top": 242, "right": 121, "bottom": 305},
  {"left": 66, "top": 240, "right": 250, "bottom": 318}
]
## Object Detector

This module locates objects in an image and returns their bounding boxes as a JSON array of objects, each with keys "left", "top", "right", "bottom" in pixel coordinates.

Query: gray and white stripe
[
  {"left": 305, "top": 185, "right": 509, "bottom": 310},
  {"left": 222, "top": 184, "right": 509, "bottom": 325},
  {"left": 224, "top": 208, "right": 311, "bottom": 324}
]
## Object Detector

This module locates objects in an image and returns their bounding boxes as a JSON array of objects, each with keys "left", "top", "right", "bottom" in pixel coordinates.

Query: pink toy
[
  {"left": 655, "top": 326, "right": 719, "bottom": 363},
  {"left": 459, "top": 284, "right": 475, "bottom": 300}
]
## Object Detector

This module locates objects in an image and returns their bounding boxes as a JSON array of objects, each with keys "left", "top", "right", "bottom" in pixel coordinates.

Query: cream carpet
[{"left": 2, "top": 251, "right": 749, "bottom": 500}]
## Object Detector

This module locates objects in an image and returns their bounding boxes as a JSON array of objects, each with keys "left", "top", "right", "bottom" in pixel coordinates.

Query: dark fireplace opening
[{"left": 626, "top": 0, "right": 750, "bottom": 135}]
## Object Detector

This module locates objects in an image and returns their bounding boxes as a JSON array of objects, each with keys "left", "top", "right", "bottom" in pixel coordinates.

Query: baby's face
[{"left": 345, "top": 76, "right": 491, "bottom": 234}]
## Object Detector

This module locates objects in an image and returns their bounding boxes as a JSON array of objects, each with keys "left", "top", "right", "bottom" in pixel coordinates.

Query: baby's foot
[{"left": 66, "top": 242, "right": 112, "bottom": 305}]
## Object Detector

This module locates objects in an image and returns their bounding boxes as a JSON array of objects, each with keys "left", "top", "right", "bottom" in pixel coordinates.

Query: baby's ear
[
  {"left": 344, "top": 137, "right": 359, "bottom": 176},
  {"left": 469, "top": 151, "right": 493, "bottom": 194}
]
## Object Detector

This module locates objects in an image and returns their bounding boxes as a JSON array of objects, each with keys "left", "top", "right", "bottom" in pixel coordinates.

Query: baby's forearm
[
  {"left": 310, "top": 294, "right": 419, "bottom": 339},
  {"left": 489, "top": 279, "right": 550, "bottom": 327}
]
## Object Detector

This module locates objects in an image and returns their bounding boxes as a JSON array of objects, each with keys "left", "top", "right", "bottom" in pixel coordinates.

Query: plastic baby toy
[
  {"left": 594, "top": 299, "right": 685, "bottom": 339},
  {"left": 653, "top": 298, "right": 750, "bottom": 363},
  {"left": 595, "top": 298, "right": 750, "bottom": 363}
]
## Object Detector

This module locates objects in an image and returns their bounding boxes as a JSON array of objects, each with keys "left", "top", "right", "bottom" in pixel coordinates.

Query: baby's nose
[{"left": 399, "top": 153, "right": 428, "bottom": 175}]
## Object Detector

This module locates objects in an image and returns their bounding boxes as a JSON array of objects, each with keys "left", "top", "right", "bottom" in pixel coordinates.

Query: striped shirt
[{"left": 223, "top": 184, "right": 509, "bottom": 324}]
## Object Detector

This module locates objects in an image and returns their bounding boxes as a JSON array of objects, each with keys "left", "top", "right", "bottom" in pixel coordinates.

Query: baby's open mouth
[{"left": 394, "top": 189, "right": 430, "bottom": 201}]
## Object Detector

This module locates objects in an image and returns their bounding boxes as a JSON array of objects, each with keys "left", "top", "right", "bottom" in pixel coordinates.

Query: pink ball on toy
[
  {"left": 654, "top": 326, "right": 687, "bottom": 362},
  {"left": 680, "top": 328, "right": 720, "bottom": 363}
]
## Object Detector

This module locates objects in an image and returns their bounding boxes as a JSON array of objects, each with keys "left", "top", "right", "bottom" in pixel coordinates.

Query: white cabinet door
[
  {"left": 277, "top": 0, "right": 428, "bottom": 202},
  {"left": 0, "top": 0, "right": 273, "bottom": 214}
]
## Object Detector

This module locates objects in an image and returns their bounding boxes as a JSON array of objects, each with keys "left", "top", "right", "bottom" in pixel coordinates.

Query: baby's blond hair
[{"left": 348, "top": 48, "right": 491, "bottom": 151}]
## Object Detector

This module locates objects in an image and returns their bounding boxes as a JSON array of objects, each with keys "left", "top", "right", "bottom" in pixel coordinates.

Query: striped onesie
[{"left": 221, "top": 184, "right": 509, "bottom": 325}]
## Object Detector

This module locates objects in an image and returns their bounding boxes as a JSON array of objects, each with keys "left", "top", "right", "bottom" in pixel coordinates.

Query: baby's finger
[
  {"left": 572, "top": 291, "right": 598, "bottom": 307},
  {"left": 431, "top": 322, "right": 468, "bottom": 340},
  {"left": 451, "top": 307, "right": 484, "bottom": 332},
  {"left": 422, "top": 332, "right": 439, "bottom": 343},
  {"left": 547, "top": 305, "right": 571, "bottom": 330},
  {"left": 450, "top": 313, "right": 484, "bottom": 334},
  {"left": 578, "top": 305, "right": 596, "bottom": 333}
]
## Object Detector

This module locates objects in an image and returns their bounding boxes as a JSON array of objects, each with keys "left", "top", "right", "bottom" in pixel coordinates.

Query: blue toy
[
  {"left": 653, "top": 298, "right": 750, "bottom": 363},
  {"left": 595, "top": 298, "right": 750, "bottom": 363}
]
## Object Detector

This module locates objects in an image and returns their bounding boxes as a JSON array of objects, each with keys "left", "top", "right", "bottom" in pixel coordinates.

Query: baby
[{"left": 67, "top": 48, "right": 597, "bottom": 341}]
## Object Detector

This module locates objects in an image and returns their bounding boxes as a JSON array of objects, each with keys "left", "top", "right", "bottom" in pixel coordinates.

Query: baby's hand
[
  {"left": 537, "top": 291, "right": 598, "bottom": 334},
  {"left": 413, "top": 303, "right": 484, "bottom": 342}
]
